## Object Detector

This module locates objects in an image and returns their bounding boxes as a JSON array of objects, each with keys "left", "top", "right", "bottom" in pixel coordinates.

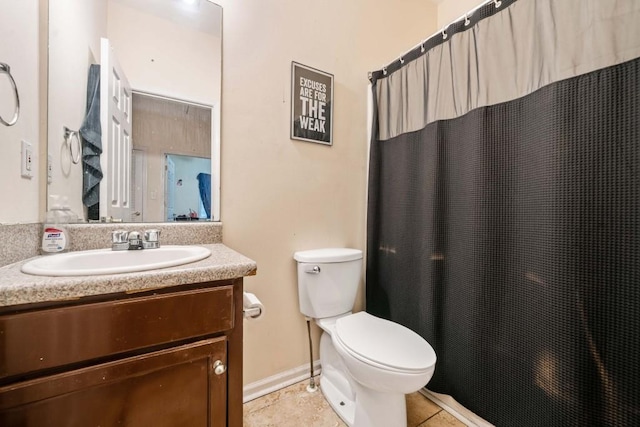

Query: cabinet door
[{"left": 0, "top": 338, "right": 227, "bottom": 427}]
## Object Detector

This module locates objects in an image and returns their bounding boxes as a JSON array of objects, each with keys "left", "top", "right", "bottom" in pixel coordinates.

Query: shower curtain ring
[
  {"left": 442, "top": 27, "right": 448, "bottom": 40},
  {"left": 420, "top": 43, "right": 425, "bottom": 53},
  {"left": 399, "top": 56, "right": 405, "bottom": 65},
  {"left": 382, "top": 66, "right": 387, "bottom": 76},
  {"left": 464, "top": 13, "right": 471, "bottom": 26},
  {"left": 494, "top": 0, "right": 502, "bottom": 7}
]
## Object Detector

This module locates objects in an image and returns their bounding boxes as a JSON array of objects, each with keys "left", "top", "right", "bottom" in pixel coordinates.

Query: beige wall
[
  {"left": 215, "top": 0, "right": 438, "bottom": 385},
  {"left": 438, "top": 0, "right": 486, "bottom": 28},
  {"left": 0, "top": 0, "right": 42, "bottom": 224}
]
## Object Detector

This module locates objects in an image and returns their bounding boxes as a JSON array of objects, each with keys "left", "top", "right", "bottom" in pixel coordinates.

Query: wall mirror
[{"left": 47, "top": 0, "right": 221, "bottom": 223}]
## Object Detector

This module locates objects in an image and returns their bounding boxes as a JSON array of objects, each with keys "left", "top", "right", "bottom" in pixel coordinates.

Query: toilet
[{"left": 294, "top": 248, "right": 437, "bottom": 427}]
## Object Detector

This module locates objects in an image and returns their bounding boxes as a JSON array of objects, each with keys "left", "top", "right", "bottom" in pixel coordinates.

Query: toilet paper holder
[
  {"left": 243, "top": 306, "right": 262, "bottom": 318},
  {"left": 242, "top": 292, "right": 264, "bottom": 319}
]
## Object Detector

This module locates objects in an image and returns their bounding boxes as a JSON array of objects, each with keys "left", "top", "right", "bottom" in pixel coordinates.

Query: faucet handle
[
  {"left": 112, "top": 230, "right": 129, "bottom": 251},
  {"left": 142, "top": 229, "right": 161, "bottom": 249}
]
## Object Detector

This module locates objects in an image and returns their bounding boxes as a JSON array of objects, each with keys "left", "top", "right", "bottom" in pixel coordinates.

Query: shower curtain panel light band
[
  {"left": 371, "top": 0, "right": 506, "bottom": 82},
  {"left": 369, "top": 0, "right": 640, "bottom": 141},
  {"left": 366, "top": 0, "right": 640, "bottom": 425},
  {"left": 0, "top": 62, "right": 20, "bottom": 127}
]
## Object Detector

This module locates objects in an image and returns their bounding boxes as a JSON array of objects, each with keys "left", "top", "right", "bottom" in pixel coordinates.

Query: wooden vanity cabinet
[{"left": 0, "top": 278, "right": 244, "bottom": 427}]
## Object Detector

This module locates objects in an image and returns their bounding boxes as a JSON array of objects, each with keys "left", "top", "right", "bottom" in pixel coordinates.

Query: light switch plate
[{"left": 21, "top": 140, "right": 33, "bottom": 179}]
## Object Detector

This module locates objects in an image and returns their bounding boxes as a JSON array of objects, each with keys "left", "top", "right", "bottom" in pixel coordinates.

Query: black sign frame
[{"left": 290, "top": 62, "right": 334, "bottom": 145}]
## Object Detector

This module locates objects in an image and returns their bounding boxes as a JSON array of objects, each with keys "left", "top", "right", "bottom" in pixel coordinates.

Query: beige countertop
[{"left": 0, "top": 243, "right": 257, "bottom": 307}]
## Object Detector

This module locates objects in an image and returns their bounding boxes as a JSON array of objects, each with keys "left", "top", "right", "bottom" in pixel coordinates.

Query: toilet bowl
[
  {"left": 294, "top": 248, "right": 437, "bottom": 427},
  {"left": 320, "top": 312, "right": 436, "bottom": 427},
  {"left": 333, "top": 312, "right": 436, "bottom": 394}
]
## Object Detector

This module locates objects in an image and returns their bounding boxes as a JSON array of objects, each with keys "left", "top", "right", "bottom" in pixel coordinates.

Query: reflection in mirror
[
  {"left": 133, "top": 93, "right": 211, "bottom": 222},
  {"left": 164, "top": 154, "right": 212, "bottom": 222},
  {"left": 47, "top": 0, "right": 221, "bottom": 223}
]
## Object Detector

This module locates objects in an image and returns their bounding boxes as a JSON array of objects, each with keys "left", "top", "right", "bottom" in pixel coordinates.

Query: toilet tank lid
[{"left": 294, "top": 248, "right": 363, "bottom": 263}]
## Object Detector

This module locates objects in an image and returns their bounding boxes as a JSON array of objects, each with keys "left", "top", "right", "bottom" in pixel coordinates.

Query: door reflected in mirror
[
  {"left": 47, "top": 0, "right": 221, "bottom": 223},
  {"left": 164, "top": 154, "right": 212, "bottom": 222}
]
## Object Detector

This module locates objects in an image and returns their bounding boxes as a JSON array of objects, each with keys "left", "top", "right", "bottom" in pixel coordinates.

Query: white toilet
[{"left": 294, "top": 248, "right": 437, "bottom": 427}]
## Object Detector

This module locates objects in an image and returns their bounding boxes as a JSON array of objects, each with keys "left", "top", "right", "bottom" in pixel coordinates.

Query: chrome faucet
[{"left": 111, "top": 229, "right": 161, "bottom": 251}]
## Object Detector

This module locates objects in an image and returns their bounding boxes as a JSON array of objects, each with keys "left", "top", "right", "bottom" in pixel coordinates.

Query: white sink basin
[{"left": 21, "top": 245, "right": 211, "bottom": 276}]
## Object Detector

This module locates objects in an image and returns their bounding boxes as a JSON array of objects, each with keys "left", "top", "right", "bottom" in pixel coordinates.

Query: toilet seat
[{"left": 334, "top": 312, "right": 436, "bottom": 373}]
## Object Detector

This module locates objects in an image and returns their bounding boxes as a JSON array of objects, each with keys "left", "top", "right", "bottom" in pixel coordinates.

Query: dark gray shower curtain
[{"left": 366, "top": 0, "right": 640, "bottom": 425}]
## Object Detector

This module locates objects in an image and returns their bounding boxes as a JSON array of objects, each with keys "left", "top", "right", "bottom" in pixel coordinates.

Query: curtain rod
[{"left": 371, "top": 0, "right": 505, "bottom": 78}]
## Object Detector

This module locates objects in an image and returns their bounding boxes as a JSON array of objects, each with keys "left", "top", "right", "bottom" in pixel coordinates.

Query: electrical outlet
[{"left": 21, "top": 140, "right": 33, "bottom": 179}]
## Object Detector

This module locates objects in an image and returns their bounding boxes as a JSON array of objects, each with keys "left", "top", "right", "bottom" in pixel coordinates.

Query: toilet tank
[{"left": 294, "top": 248, "right": 363, "bottom": 319}]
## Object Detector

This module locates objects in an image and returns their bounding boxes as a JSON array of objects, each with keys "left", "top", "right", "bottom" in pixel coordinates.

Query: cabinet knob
[{"left": 214, "top": 360, "right": 226, "bottom": 375}]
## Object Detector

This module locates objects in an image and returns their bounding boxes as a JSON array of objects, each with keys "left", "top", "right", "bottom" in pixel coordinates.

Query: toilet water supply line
[{"left": 306, "top": 318, "right": 318, "bottom": 392}]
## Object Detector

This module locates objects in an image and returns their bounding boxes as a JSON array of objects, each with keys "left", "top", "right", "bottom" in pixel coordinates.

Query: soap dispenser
[{"left": 41, "top": 195, "right": 70, "bottom": 254}]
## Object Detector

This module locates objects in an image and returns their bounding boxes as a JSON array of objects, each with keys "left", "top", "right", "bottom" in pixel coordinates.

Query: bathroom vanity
[{"left": 0, "top": 242, "right": 256, "bottom": 427}]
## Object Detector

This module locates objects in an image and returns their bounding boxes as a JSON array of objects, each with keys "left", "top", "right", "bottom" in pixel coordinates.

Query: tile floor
[{"left": 243, "top": 379, "right": 467, "bottom": 427}]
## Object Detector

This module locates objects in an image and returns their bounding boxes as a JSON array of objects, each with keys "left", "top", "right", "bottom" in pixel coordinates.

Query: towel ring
[
  {"left": 63, "top": 126, "right": 81, "bottom": 164},
  {"left": 0, "top": 63, "right": 20, "bottom": 127}
]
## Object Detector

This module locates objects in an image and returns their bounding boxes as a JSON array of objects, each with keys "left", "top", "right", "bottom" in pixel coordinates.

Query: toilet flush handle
[{"left": 305, "top": 265, "right": 321, "bottom": 274}]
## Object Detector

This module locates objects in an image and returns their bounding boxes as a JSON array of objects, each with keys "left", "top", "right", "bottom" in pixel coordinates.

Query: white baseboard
[
  {"left": 243, "top": 360, "right": 322, "bottom": 403},
  {"left": 419, "top": 388, "right": 494, "bottom": 427}
]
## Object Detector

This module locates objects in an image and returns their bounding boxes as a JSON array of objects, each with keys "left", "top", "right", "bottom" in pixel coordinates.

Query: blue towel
[
  {"left": 79, "top": 64, "right": 103, "bottom": 208},
  {"left": 197, "top": 173, "right": 211, "bottom": 219}
]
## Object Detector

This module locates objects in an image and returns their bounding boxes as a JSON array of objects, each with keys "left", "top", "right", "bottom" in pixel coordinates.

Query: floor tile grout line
[{"left": 416, "top": 407, "right": 443, "bottom": 426}]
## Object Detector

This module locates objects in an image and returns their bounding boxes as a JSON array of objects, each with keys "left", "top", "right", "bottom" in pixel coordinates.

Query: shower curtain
[{"left": 366, "top": 0, "right": 640, "bottom": 425}]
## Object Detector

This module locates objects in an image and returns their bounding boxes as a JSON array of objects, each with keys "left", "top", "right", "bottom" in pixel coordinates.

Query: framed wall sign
[{"left": 291, "top": 62, "right": 333, "bottom": 145}]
